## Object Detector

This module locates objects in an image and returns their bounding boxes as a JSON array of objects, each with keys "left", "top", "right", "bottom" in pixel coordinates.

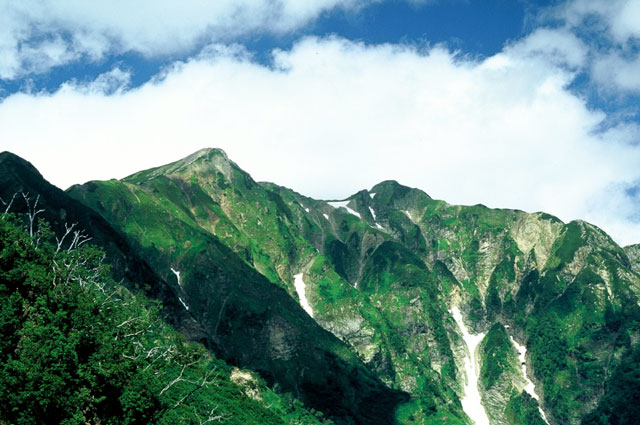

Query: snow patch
[
  {"left": 450, "top": 307, "right": 490, "bottom": 425},
  {"left": 171, "top": 267, "right": 182, "bottom": 288},
  {"left": 293, "top": 273, "right": 313, "bottom": 318},
  {"left": 323, "top": 213, "right": 329, "bottom": 220},
  {"left": 172, "top": 268, "right": 189, "bottom": 310},
  {"left": 369, "top": 206, "right": 377, "bottom": 220},
  {"left": 328, "top": 200, "right": 349, "bottom": 209},
  {"left": 178, "top": 296, "right": 189, "bottom": 311},
  {"left": 328, "top": 200, "right": 361, "bottom": 219},
  {"left": 344, "top": 206, "right": 361, "bottom": 218},
  {"left": 368, "top": 207, "right": 385, "bottom": 230},
  {"left": 510, "top": 336, "right": 550, "bottom": 424},
  {"left": 404, "top": 210, "right": 413, "bottom": 220},
  {"left": 370, "top": 192, "right": 376, "bottom": 198},
  {"left": 305, "top": 207, "right": 310, "bottom": 213}
]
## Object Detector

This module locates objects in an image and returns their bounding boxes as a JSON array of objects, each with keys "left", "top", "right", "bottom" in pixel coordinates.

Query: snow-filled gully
[
  {"left": 510, "top": 336, "right": 550, "bottom": 424},
  {"left": 171, "top": 268, "right": 190, "bottom": 311},
  {"left": 293, "top": 273, "right": 314, "bottom": 318},
  {"left": 450, "top": 305, "right": 549, "bottom": 425},
  {"left": 451, "top": 307, "right": 490, "bottom": 425}
]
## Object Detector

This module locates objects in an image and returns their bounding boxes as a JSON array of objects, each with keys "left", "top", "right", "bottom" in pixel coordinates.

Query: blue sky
[
  {"left": 1, "top": 0, "right": 536, "bottom": 96},
  {"left": 0, "top": 0, "right": 639, "bottom": 244}
]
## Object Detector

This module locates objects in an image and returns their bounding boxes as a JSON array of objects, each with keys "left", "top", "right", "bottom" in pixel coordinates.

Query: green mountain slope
[
  {"left": 67, "top": 148, "right": 640, "bottom": 425},
  {"left": 68, "top": 149, "right": 408, "bottom": 425}
]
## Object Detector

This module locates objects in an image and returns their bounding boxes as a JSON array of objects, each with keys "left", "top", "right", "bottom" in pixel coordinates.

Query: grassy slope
[
  {"left": 68, "top": 148, "right": 640, "bottom": 425},
  {"left": 68, "top": 150, "right": 408, "bottom": 425},
  {"left": 84, "top": 151, "right": 470, "bottom": 424}
]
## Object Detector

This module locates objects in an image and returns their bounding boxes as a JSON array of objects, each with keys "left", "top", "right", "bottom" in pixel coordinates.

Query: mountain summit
[{"left": 123, "top": 148, "right": 237, "bottom": 183}]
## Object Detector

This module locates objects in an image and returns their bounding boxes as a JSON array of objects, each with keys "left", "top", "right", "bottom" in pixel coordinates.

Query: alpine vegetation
[{"left": 2, "top": 148, "right": 640, "bottom": 425}]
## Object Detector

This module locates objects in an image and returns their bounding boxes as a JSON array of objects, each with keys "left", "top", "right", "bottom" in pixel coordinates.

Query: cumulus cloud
[
  {"left": 0, "top": 0, "right": 367, "bottom": 79},
  {"left": 592, "top": 53, "right": 640, "bottom": 92},
  {"left": 556, "top": 0, "right": 640, "bottom": 94},
  {"left": 1, "top": 36, "right": 638, "bottom": 244},
  {"left": 561, "top": 0, "right": 640, "bottom": 42},
  {"left": 503, "top": 28, "right": 588, "bottom": 69},
  {"left": 69, "top": 67, "right": 132, "bottom": 95}
]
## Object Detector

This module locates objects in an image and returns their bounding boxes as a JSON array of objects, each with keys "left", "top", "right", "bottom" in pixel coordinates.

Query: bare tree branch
[
  {"left": 170, "top": 365, "right": 219, "bottom": 409},
  {"left": 159, "top": 362, "right": 196, "bottom": 397},
  {"left": 22, "top": 193, "right": 44, "bottom": 241},
  {"left": 56, "top": 222, "right": 76, "bottom": 253},
  {"left": 0, "top": 193, "right": 17, "bottom": 215},
  {"left": 193, "top": 405, "right": 228, "bottom": 424}
]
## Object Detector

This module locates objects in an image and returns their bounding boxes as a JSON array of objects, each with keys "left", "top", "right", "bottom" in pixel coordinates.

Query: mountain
[
  {"left": 66, "top": 149, "right": 408, "bottom": 425},
  {"left": 4, "top": 148, "right": 639, "bottom": 424},
  {"left": 67, "top": 148, "right": 640, "bottom": 425},
  {"left": 1, "top": 151, "right": 406, "bottom": 425},
  {"left": 625, "top": 244, "right": 640, "bottom": 274}
]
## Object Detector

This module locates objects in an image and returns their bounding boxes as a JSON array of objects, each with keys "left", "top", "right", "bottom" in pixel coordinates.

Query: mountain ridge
[
  {"left": 3, "top": 147, "right": 640, "bottom": 424},
  {"left": 66, "top": 148, "right": 640, "bottom": 424},
  {"left": 66, "top": 149, "right": 410, "bottom": 425}
]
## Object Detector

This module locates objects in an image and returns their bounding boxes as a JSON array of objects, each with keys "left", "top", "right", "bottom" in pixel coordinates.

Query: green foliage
[
  {"left": 308, "top": 254, "right": 354, "bottom": 308},
  {"left": 581, "top": 344, "right": 640, "bottom": 425},
  {"left": 395, "top": 398, "right": 466, "bottom": 425},
  {"left": 0, "top": 213, "right": 163, "bottom": 424},
  {"left": 0, "top": 213, "right": 329, "bottom": 425},
  {"left": 432, "top": 261, "right": 460, "bottom": 296},
  {"left": 480, "top": 324, "right": 518, "bottom": 390},
  {"left": 504, "top": 392, "right": 546, "bottom": 425},
  {"left": 361, "top": 241, "right": 427, "bottom": 292},
  {"left": 526, "top": 312, "right": 573, "bottom": 421},
  {"left": 546, "top": 221, "right": 585, "bottom": 269}
]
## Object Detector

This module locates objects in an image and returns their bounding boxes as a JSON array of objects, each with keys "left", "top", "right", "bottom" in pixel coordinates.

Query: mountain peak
[
  {"left": 123, "top": 147, "right": 236, "bottom": 183},
  {"left": 369, "top": 180, "right": 431, "bottom": 202},
  {"left": 371, "top": 180, "right": 403, "bottom": 191},
  {"left": 188, "top": 147, "right": 228, "bottom": 161}
]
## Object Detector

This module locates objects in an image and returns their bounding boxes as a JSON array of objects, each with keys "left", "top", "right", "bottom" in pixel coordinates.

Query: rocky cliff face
[
  {"left": 67, "top": 148, "right": 640, "bottom": 425},
  {"left": 625, "top": 244, "right": 640, "bottom": 274}
]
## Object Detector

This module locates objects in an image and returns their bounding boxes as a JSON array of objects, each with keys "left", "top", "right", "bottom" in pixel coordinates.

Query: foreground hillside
[{"left": 0, "top": 209, "right": 335, "bottom": 425}]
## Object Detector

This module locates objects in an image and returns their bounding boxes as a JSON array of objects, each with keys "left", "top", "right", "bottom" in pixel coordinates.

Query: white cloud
[
  {"left": 504, "top": 28, "right": 588, "bottom": 69},
  {"left": 592, "top": 53, "right": 640, "bottom": 92},
  {"left": 0, "top": 0, "right": 368, "bottom": 79},
  {"left": 562, "top": 0, "right": 640, "bottom": 42},
  {"left": 70, "top": 67, "right": 132, "bottom": 95},
  {"left": 1, "top": 36, "right": 638, "bottom": 245},
  {"left": 610, "top": 0, "right": 640, "bottom": 42},
  {"left": 556, "top": 0, "right": 640, "bottom": 94}
]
